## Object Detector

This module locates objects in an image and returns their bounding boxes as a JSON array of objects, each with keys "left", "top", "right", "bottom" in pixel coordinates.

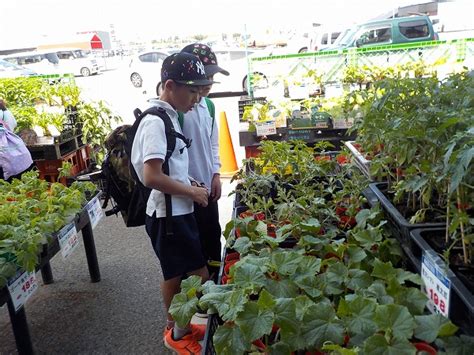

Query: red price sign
[
  {"left": 58, "top": 223, "right": 80, "bottom": 259},
  {"left": 7, "top": 271, "right": 38, "bottom": 312},
  {"left": 422, "top": 253, "right": 451, "bottom": 317}
]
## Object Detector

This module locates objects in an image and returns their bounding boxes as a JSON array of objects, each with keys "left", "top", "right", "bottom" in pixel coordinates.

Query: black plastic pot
[
  {"left": 411, "top": 228, "right": 474, "bottom": 336},
  {"left": 367, "top": 183, "right": 445, "bottom": 246},
  {"left": 202, "top": 313, "right": 223, "bottom": 355}
]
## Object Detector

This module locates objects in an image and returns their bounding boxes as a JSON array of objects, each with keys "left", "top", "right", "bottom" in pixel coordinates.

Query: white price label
[
  {"left": 333, "top": 118, "right": 354, "bottom": 129},
  {"left": 58, "top": 222, "right": 80, "bottom": 258},
  {"left": 421, "top": 252, "right": 451, "bottom": 317},
  {"left": 86, "top": 195, "right": 103, "bottom": 229},
  {"left": 256, "top": 121, "right": 277, "bottom": 137},
  {"left": 7, "top": 270, "right": 38, "bottom": 312}
]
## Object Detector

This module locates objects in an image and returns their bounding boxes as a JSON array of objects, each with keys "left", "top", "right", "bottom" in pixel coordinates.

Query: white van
[
  {"left": 2, "top": 51, "right": 61, "bottom": 75},
  {"left": 55, "top": 48, "right": 100, "bottom": 77},
  {"left": 308, "top": 28, "right": 343, "bottom": 52},
  {"left": 2, "top": 49, "right": 99, "bottom": 77}
]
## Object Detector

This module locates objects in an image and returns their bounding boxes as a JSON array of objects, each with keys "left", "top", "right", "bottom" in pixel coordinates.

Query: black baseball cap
[
  {"left": 181, "top": 43, "right": 230, "bottom": 77},
  {"left": 161, "top": 52, "right": 214, "bottom": 86}
]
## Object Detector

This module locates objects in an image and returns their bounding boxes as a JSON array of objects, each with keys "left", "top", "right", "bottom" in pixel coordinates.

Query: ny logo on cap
[{"left": 195, "top": 61, "right": 205, "bottom": 76}]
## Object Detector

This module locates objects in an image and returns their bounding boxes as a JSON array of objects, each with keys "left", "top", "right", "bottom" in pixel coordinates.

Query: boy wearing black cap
[
  {"left": 179, "top": 43, "right": 230, "bottom": 275},
  {"left": 131, "top": 52, "right": 212, "bottom": 354}
]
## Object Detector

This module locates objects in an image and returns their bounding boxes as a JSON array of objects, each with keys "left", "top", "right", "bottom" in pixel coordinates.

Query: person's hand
[
  {"left": 190, "top": 185, "right": 209, "bottom": 207},
  {"left": 210, "top": 174, "right": 221, "bottom": 202}
]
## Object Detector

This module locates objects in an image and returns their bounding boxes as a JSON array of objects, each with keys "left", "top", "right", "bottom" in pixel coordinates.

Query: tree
[{"left": 192, "top": 34, "right": 207, "bottom": 41}]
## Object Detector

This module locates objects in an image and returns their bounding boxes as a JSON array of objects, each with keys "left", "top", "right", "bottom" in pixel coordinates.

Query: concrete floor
[{"left": 0, "top": 178, "right": 236, "bottom": 354}]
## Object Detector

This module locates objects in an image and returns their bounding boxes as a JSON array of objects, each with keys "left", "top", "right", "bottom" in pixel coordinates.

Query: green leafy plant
[
  {"left": 78, "top": 100, "right": 122, "bottom": 164},
  {"left": 0, "top": 171, "right": 97, "bottom": 287}
]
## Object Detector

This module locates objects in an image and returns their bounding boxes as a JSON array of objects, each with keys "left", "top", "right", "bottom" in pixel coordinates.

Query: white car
[
  {"left": 55, "top": 48, "right": 100, "bottom": 77},
  {"left": 3, "top": 50, "right": 99, "bottom": 77},
  {"left": 129, "top": 50, "right": 179, "bottom": 93},
  {"left": 0, "top": 59, "right": 37, "bottom": 78}
]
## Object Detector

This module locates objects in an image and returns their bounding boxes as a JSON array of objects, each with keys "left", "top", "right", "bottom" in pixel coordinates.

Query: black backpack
[{"left": 102, "top": 106, "right": 190, "bottom": 234}]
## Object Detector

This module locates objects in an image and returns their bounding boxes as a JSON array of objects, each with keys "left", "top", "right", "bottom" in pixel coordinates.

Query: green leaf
[
  {"left": 236, "top": 301, "right": 274, "bottom": 342},
  {"left": 232, "top": 262, "right": 266, "bottom": 288},
  {"left": 180, "top": 275, "right": 202, "bottom": 298},
  {"left": 274, "top": 298, "right": 299, "bottom": 333},
  {"left": 363, "top": 334, "right": 416, "bottom": 355},
  {"left": 355, "top": 208, "right": 380, "bottom": 228},
  {"left": 293, "top": 273, "right": 323, "bottom": 298},
  {"left": 338, "top": 295, "right": 377, "bottom": 337},
  {"left": 257, "top": 289, "right": 276, "bottom": 310},
  {"left": 213, "top": 323, "right": 248, "bottom": 355},
  {"left": 346, "top": 246, "right": 367, "bottom": 264},
  {"left": 199, "top": 289, "right": 247, "bottom": 321},
  {"left": 265, "top": 278, "right": 300, "bottom": 298},
  {"left": 300, "top": 217, "right": 321, "bottom": 232},
  {"left": 364, "top": 281, "right": 395, "bottom": 304},
  {"left": 267, "top": 342, "right": 292, "bottom": 355},
  {"left": 374, "top": 304, "right": 415, "bottom": 340},
  {"left": 352, "top": 227, "right": 383, "bottom": 249},
  {"left": 347, "top": 269, "right": 373, "bottom": 291},
  {"left": 414, "top": 314, "right": 458, "bottom": 343},
  {"left": 232, "top": 236, "right": 251, "bottom": 254},
  {"left": 271, "top": 250, "right": 304, "bottom": 276},
  {"left": 394, "top": 287, "right": 427, "bottom": 315},
  {"left": 323, "top": 262, "right": 348, "bottom": 295},
  {"left": 322, "top": 343, "right": 359, "bottom": 355},
  {"left": 294, "top": 295, "right": 317, "bottom": 320},
  {"left": 301, "top": 303, "right": 345, "bottom": 349},
  {"left": 297, "top": 255, "right": 322, "bottom": 275},
  {"left": 439, "top": 334, "right": 474, "bottom": 355},
  {"left": 371, "top": 259, "right": 398, "bottom": 281},
  {"left": 168, "top": 293, "right": 198, "bottom": 328}
]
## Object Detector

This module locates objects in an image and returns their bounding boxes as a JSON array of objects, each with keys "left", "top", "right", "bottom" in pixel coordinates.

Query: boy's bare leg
[{"left": 162, "top": 276, "right": 182, "bottom": 321}]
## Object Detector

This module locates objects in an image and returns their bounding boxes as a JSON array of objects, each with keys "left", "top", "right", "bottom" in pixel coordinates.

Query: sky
[{"left": 0, "top": 0, "right": 432, "bottom": 49}]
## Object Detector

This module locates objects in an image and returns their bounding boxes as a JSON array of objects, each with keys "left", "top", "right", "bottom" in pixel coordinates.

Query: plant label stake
[
  {"left": 7, "top": 270, "right": 39, "bottom": 312},
  {"left": 86, "top": 195, "right": 104, "bottom": 229},
  {"left": 421, "top": 251, "right": 451, "bottom": 318},
  {"left": 58, "top": 222, "right": 80, "bottom": 259},
  {"left": 256, "top": 120, "right": 277, "bottom": 137}
]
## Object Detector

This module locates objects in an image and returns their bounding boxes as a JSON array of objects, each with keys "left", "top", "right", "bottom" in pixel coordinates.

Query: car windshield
[
  {"left": 332, "top": 28, "right": 357, "bottom": 46},
  {"left": 73, "top": 50, "right": 88, "bottom": 58},
  {"left": 0, "top": 59, "right": 22, "bottom": 70}
]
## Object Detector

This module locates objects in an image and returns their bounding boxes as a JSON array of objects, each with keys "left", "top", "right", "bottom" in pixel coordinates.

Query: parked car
[
  {"left": 324, "top": 15, "right": 437, "bottom": 51},
  {"left": 3, "top": 49, "right": 99, "bottom": 77},
  {"left": 54, "top": 48, "right": 100, "bottom": 77},
  {"left": 0, "top": 59, "right": 37, "bottom": 78},
  {"left": 2, "top": 51, "right": 61, "bottom": 75},
  {"left": 129, "top": 49, "right": 179, "bottom": 92},
  {"left": 308, "top": 28, "right": 343, "bottom": 52}
]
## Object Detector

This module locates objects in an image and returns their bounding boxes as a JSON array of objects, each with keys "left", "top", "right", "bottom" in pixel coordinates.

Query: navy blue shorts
[{"left": 145, "top": 213, "right": 206, "bottom": 281}]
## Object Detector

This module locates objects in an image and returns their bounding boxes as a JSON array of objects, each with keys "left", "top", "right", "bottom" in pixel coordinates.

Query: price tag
[
  {"left": 86, "top": 195, "right": 104, "bottom": 229},
  {"left": 421, "top": 252, "right": 451, "bottom": 317},
  {"left": 333, "top": 118, "right": 354, "bottom": 129},
  {"left": 58, "top": 222, "right": 80, "bottom": 258},
  {"left": 7, "top": 270, "right": 38, "bottom": 312},
  {"left": 256, "top": 121, "right": 277, "bottom": 137}
]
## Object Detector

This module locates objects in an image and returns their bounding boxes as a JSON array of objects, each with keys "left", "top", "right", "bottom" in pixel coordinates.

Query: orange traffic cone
[{"left": 218, "top": 111, "right": 238, "bottom": 177}]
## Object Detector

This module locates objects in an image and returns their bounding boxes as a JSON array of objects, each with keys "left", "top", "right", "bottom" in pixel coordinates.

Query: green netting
[{"left": 247, "top": 38, "right": 474, "bottom": 98}]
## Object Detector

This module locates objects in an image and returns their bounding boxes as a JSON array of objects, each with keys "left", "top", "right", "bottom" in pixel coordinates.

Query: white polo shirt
[
  {"left": 131, "top": 99, "right": 193, "bottom": 218},
  {"left": 182, "top": 97, "right": 220, "bottom": 189}
]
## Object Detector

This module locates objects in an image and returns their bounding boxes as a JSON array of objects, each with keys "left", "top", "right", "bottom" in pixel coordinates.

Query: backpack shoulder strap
[
  {"left": 138, "top": 106, "right": 191, "bottom": 238},
  {"left": 204, "top": 97, "right": 216, "bottom": 133}
]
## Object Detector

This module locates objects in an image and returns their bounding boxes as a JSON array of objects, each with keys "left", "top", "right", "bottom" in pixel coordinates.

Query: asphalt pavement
[{"left": 0, "top": 178, "right": 236, "bottom": 355}]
